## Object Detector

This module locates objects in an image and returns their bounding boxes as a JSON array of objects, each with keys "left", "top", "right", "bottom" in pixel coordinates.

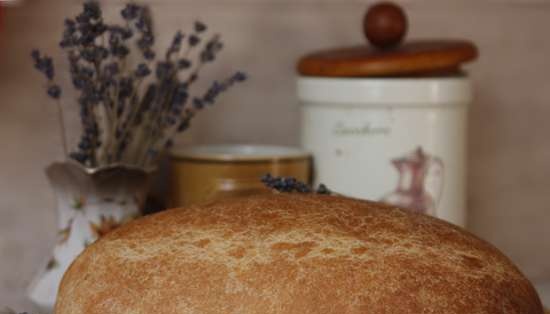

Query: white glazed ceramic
[
  {"left": 27, "top": 161, "right": 151, "bottom": 313},
  {"left": 298, "top": 77, "right": 471, "bottom": 226}
]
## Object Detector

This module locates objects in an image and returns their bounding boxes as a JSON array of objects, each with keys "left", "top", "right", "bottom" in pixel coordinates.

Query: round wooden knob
[{"left": 364, "top": 2, "right": 408, "bottom": 49}]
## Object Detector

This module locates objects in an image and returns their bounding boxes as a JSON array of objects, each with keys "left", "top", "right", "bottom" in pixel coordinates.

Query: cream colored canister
[
  {"left": 299, "top": 77, "right": 471, "bottom": 226},
  {"left": 296, "top": 3, "right": 478, "bottom": 226}
]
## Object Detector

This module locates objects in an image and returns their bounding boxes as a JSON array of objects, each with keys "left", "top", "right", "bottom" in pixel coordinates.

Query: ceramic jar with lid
[{"left": 297, "top": 2, "right": 478, "bottom": 227}]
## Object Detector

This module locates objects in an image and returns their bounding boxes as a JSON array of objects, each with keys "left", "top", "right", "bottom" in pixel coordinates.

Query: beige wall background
[{"left": 1, "top": 0, "right": 550, "bottom": 311}]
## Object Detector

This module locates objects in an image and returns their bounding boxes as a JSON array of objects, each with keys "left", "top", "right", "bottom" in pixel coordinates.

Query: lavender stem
[{"left": 55, "top": 99, "right": 69, "bottom": 158}]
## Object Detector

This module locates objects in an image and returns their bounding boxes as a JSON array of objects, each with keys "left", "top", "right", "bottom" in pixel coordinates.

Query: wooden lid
[{"left": 297, "top": 2, "right": 478, "bottom": 78}]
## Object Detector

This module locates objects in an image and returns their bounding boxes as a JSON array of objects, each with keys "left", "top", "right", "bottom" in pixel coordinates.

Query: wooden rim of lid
[{"left": 297, "top": 2, "right": 478, "bottom": 78}]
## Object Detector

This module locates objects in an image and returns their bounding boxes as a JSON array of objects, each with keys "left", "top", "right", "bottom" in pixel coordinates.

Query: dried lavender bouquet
[{"left": 31, "top": 1, "right": 246, "bottom": 169}]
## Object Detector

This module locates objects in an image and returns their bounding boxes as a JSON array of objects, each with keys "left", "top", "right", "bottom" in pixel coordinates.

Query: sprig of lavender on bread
[
  {"left": 261, "top": 173, "right": 331, "bottom": 195},
  {"left": 31, "top": 1, "right": 246, "bottom": 169}
]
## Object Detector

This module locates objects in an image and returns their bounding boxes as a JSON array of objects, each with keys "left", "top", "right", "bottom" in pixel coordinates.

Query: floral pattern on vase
[{"left": 27, "top": 161, "right": 151, "bottom": 312}]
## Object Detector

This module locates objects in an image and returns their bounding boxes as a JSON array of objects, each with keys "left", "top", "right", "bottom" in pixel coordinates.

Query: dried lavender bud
[
  {"left": 75, "top": 13, "right": 89, "bottom": 24},
  {"left": 296, "top": 182, "right": 312, "bottom": 193},
  {"left": 47, "top": 85, "right": 62, "bottom": 99},
  {"left": 86, "top": 89, "right": 103, "bottom": 105},
  {"left": 192, "top": 97, "right": 204, "bottom": 109},
  {"left": 261, "top": 174, "right": 329, "bottom": 195},
  {"left": 143, "top": 49, "right": 156, "bottom": 60},
  {"left": 172, "top": 31, "right": 184, "bottom": 47},
  {"left": 85, "top": 122, "right": 99, "bottom": 138},
  {"left": 39, "top": 56, "right": 53, "bottom": 78},
  {"left": 198, "top": 71, "right": 247, "bottom": 106},
  {"left": 316, "top": 184, "right": 331, "bottom": 195},
  {"left": 121, "top": 28, "right": 134, "bottom": 40},
  {"left": 81, "top": 46, "right": 109, "bottom": 63},
  {"left": 78, "top": 137, "right": 91, "bottom": 150},
  {"left": 166, "top": 31, "right": 184, "bottom": 58},
  {"left": 206, "top": 37, "right": 223, "bottom": 52},
  {"left": 83, "top": 1, "right": 101, "bottom": 20},
  {"left": 59, "top": 37, "right": 72, "bottom": 48},
  {"left": 171, "top": 83, "right": 188, "bottom": 108},
  {"left": 104, "top": 62, "right": 119, "bottom": 76},
  {"left": 135, "top": 63, "right": 151, "bottom": 77},
  {"left": 30, "top": 49, "right": 39, "bottom": 61},
  {"left": 155, "top": 61, "right": 173, "bottom": 79},
  {"left": 80, "top": 48, "right": 95, "bottom": 63},
  {"left": 109, "top": 25, "right": 124, "bottom": 37},
  {"left": 132, "top": 6, "right": 156, "bottom": 61},
  {"left": 136, "top": 16, "right": 150, "bottom": 32},
  {"left": 72, "top": 77, "right": 85, "bottom": 90},
  {"left": 141, "top": 84, "right": 157, "bottom": 110},
  {"left": 194, "top": 21, "right": 207, "bottom": 33},
  {"left": 188, "top": 72, "right": 198, "bottom": 84},
  {"left": 64, "top": 18, "right": 76, "bottom": 30},
  {"left": 137, "top": 35, "right": 154, "bottom": 50},
  {"left": 81, "top": 67, "right": 94, "bottom": 78},
  {"left": 111, "top": 44, "right": 130, "bottom": 58},
  {"left": 98, "top": 46, "right": 109, "bottom": 59},
  {"left": 121, "top": 3, "right": 140, "bottom": 20},
  {"left": 202, "top": 81, "right": 222, "bottom": 105},
  {"left": 59, "top": 19, "right": 78, "bottom": 48},
  {"left": 188, "top": 34, "right": 200, "bottom": 47},
  {"left": 31, "top": 50, "right": 55, "bottom": 80},
  {"left": 200, "top": 36, "right": 223, "bottom": 63},
  {"left": 92, "top": 23, "right": 108, "bottom": 36},
  {"left": 165, "top": 115, "right": 176, "bottom": 126},
  {"left": 118, "top": 77, "right": 134, "bottom": 99},
  {"left": 108, "top": 27, "right": 123, "bottom": 47},
  {"left": 178, "top": 59, "right": 191, "bottom": 69},
  {"left": 177, "top": 119, "right": 190, "bottom": 132},
  {"left": 200, "top": 51, "right": 214, "bottom": 63},
  {"left": 233, "top": 71, "right": 247, "bottom": 82}
]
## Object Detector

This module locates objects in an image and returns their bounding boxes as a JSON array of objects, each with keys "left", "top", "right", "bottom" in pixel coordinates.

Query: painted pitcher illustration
[{"left": 381, "top": 147, "right": 444, "bottom": 215}]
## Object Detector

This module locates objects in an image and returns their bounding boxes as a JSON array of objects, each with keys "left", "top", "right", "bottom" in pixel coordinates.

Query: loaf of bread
[{"left": 55, "top": 194, "right": 543, "bottom": 314}]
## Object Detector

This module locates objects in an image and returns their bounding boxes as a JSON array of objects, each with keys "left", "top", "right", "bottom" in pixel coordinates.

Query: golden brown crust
[{"left": 55, "top": 194, "right": 543, "bottom": 314}]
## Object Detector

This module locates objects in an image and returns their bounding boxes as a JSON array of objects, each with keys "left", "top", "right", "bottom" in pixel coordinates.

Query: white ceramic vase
[{"left": 27, "top": 161, "right": 151, "bottom": 313}]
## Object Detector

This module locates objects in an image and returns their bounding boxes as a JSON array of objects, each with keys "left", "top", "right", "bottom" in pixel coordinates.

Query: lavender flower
[
  {"left": 143, "top": 50, "right": 156, "bottom": 60},
  {"left": 194, "top": 21, "right": 207, "bottom": 33},
  {"left": 155, "top": 61, "right": 173, "bottom": 80},
  {"left": 188, "top": 34, "right": 200, "bottom": 47},
  {"left": 32, "top": 1, "right": 247, "bottom": 168},
  {"left": 261, "top": 174, "right": 331, "bottom": 195},
  {"left": 135, "top": 63, "right": 151, "bottom": 77},
  {"left": 134, "top": 6, "right": 155, "bottom": 60},
  {"left": 200, "top": 72, "right": 247, "bottom": 105},
  {"left": 166, "top": 31, "right": 184, "bottom": 59},
  {"left": 31, "top": 49, "right": 69, "bottom": 157},
  {"left": 178, "top": 59, "right": 191, "bottom": 69},
  {"left": 121, "top": 3, "right": 140, "bottom": 20},
  {"left": 31, "top": 50, "right": 55, "bottom": 80},
  {"left": 47, "top": 85, "right": 62, "bottom": 99},
  {"left": 200, "top": 35, "right": 223, "bottom": 63},
  {"left": 83, "top": 1, "right": 101, "bottom": 20}
]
